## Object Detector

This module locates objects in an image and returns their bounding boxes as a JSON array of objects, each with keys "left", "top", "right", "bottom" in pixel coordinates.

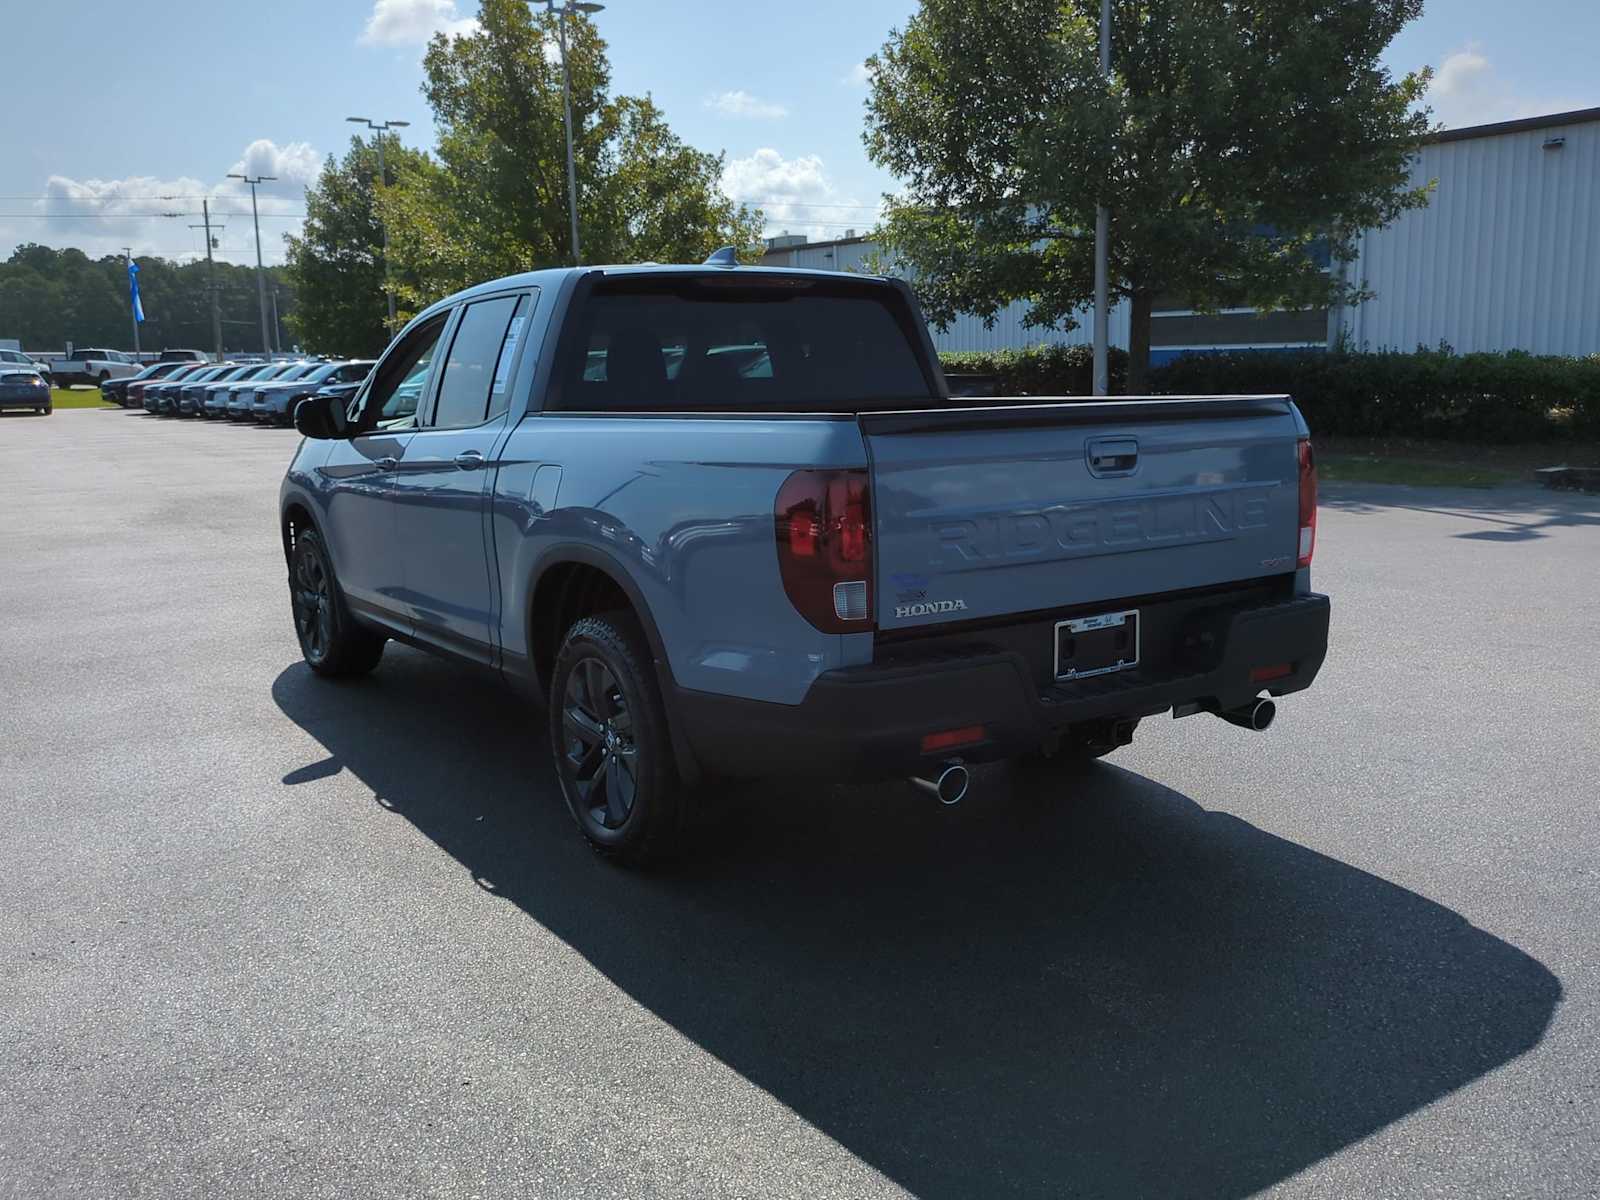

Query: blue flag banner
[{"left": 128, "top": 260, "right": 145, "bottom": 323}]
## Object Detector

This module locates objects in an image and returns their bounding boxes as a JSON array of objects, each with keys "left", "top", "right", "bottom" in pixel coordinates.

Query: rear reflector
[
  {"left": 920, "top": 726, "right": 986, "bottom": 754},
  {"left": 1250, "top": 663, "right": 1292, "bottom": 683},
  {"left": 1297, "top": 438, "right": 1317, "bottom": 569},
  {"left": 833, "top": 580, "right": 869, "bottom": 621}
]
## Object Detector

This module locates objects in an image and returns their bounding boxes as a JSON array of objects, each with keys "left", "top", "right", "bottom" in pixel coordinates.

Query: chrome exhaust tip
[
  {"left": 910, "top": 761, "right": 971, "bottom": 805},
  {"left": 1214, "top": 697, "right": 1276, "bottom": 731}
]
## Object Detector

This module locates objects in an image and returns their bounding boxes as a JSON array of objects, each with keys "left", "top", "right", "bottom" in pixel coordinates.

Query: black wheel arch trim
[{"left": 279, "top": 488, "right": 338, "bottom": 578}]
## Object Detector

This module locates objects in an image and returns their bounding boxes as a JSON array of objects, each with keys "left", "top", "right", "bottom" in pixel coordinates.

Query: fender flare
[
  {"left": 527, "top": 541, "right": 677, "bottom": 688},
  {"left": 279, "top": 485, "right": 332, "bottom": 571}
]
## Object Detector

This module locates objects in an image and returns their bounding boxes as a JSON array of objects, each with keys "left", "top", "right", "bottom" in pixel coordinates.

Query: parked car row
[{"left": 110, "top": 359, "right": 374, "bottom": 425}]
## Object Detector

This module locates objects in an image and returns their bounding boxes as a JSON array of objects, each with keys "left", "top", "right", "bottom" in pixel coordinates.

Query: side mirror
[{"left": 293, "top": 391, "right": 349, "bottom": 439}]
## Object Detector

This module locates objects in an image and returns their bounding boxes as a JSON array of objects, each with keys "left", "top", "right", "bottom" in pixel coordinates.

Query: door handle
[
  {"left": 454, "top": 450, "right": 484, "bottom": 470},
  {"left": 375, "top": 456, "right": 398, "bottom": 471}
]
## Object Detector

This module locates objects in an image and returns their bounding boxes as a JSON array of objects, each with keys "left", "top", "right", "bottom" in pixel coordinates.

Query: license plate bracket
[{"left": 1054, "top": 609, "right": 1139, "bottom": 681}]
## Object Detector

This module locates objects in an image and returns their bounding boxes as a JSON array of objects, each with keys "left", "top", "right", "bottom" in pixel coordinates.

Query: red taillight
[
  {"left": 775, "top": 468, "right": 873, "bottom": 633},
  {"left": 1250, "top": 663, "right": 1292, "bottom": 683},
  {"left": 1297, "top": 438, "right": 1317, "bottom": 568}
]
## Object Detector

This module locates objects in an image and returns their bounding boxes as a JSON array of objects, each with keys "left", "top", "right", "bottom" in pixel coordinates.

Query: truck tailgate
[{"left": 861, "top": 396, "right": 1304, "bottom": 631}]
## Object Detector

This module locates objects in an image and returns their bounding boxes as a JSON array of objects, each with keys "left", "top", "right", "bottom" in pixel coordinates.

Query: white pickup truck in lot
[{"left": 51, "top": 347, "right": 140, "bottom": 387}]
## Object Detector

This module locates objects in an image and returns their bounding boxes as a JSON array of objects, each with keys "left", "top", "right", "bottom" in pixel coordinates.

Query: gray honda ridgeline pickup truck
[{"left": 281, "top": 257, "right": 1330, "bottom": 863}]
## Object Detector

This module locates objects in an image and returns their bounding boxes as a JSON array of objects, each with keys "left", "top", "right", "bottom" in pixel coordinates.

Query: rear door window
[{"left": 428, "top": 294, "right": 527, "bottom": 429}]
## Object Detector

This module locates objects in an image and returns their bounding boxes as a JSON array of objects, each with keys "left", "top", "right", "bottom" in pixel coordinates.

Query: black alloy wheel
[
  {"left": 287, "top": 527, "right": 385, "bottom": 678},
  {"left": 560, "top": 657, "right": 640, "bottom": 831},
  {"left": 549, "top": 613, "right": 686, "bottom": 864},
  {"left": 291, "top": 542, "right": 334, "bottom": 665}
]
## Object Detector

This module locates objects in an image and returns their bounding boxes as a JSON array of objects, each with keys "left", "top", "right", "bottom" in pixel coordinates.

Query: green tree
[
  {"left": 865, "top": 0, "right": 1434, "bottom": 391},
  {"left": 0, "top": 244, "right": 295, "bottom": 353},
  {"left": 378, "top": 0, "right": 764, "bottom": 313},
  {"left": 284, "top": 135, "right": 432, "bottom": 355}
]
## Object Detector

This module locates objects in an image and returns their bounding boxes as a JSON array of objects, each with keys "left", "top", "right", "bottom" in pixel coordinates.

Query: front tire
[
  {"left": 288, "top": 527, "right": 386, "bottom": 677},
  {"left": 549, "top": 613, "right": 686, "bottom": 866}
]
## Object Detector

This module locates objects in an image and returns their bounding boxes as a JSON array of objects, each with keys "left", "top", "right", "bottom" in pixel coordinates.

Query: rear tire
[
  {"left": 549, "top": 613, "right": 686, "bottom": 866},
  {"left": 288, "top": 526, "right": 386, "bottom": 678}
]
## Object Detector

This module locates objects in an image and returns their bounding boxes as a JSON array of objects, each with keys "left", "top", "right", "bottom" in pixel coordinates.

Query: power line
[
  {"left": 0, "top": 213, "right": 308, "bottom": 219},
  {"left": 737, "top": 201, "right": 885, "bottom": 210}
]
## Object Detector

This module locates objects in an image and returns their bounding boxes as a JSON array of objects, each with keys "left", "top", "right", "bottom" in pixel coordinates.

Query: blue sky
[{"left": 3, "top": 0, "right": 1595, "bottom": 267}]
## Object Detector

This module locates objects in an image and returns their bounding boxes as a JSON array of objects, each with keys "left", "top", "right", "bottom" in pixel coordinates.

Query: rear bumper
[{"left": 673, "top": 592, "right": 1330, "bottom": 780}]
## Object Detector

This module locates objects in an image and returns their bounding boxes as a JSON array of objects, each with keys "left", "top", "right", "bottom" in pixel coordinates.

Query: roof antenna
[{"left": 703, "top": 246, "right": 739, "bottom": 268}]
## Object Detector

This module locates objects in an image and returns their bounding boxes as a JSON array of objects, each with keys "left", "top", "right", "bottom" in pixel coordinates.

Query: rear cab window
[{"left": 552, "top": 275, "right": 935, "bottom": 413}]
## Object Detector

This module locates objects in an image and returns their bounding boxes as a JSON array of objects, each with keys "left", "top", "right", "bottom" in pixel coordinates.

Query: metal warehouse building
[{"left": 761, "top": 107, "right": 1600, "bottom": 360}]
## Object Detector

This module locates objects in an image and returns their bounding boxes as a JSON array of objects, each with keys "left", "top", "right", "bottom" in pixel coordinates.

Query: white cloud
[
  {"left": 721, "top": 148, "right": 879, "bottom": 243},
  {"left": 842, "top": 61, "right": 872, "bottom": 87},
  {"left": 705, "top": 90, "right": 789, "bottom": 120},
  {"left": 10, "top": 139, "right": 319, "bottom": 267},
  {"left": 227, "top": 139, "right": 321, "bottom": 189},
  {"left": 1426, "top": 46, "right": 1588, "bottom": 129},
  {"left": 359, "top": 0, "right": 478, "bottom": 47}
]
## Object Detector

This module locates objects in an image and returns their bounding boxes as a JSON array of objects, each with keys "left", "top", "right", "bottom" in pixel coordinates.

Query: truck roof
[{"left": 420, "top": 261, "right": 888, "bottom": 321}]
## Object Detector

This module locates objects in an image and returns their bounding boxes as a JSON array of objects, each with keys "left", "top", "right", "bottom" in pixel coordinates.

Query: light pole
[
  {"left": 346, "top": 117, "right": 411, "bottom": 328},
  {"left": 1092, "top": 0, "right": 1111, "bottom": 396},
  {"left": 534, "top": 0, "right": 605, "bottom": 265},
  {"left": 227, "top": 172, "right": 277, "bottom": 355}
]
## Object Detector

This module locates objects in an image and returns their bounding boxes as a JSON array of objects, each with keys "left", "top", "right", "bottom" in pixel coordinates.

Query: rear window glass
[{"left": 555, "top": 279, "right": 932, "bottom": 412}]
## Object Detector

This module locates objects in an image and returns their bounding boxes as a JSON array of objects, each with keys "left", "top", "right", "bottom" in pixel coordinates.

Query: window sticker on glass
[{"left": 493, "top": 315, "right": 525, "bottom": 395}]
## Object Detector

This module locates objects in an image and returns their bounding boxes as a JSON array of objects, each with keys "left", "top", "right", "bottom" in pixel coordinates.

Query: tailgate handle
[{"left": 1087, "top": 437, "right": 1139, "bottom": 477}]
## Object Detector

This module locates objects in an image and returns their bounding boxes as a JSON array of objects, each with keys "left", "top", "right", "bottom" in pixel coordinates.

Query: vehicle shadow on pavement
[
  {"left": 273, "top": 653, "right": 1560, "bottom": 1200},
  {"left": 1321, "top": 486, "right": 1600, "bottom": 542}
]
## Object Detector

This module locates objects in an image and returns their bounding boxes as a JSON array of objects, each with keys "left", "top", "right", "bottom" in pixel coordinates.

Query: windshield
[{"left": 299, "top": 362, "right": 345, "bottom": 384}]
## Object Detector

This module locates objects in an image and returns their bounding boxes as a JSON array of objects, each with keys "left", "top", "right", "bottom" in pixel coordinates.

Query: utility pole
[
  {"left": 346, "top": 117, "right": 411, "bottom": 329},
  {"left": 1092, "top": 0, "right": 1111, "bottom": 396},
  {"left": 123, "top": 247, "right": 141, "bottom": 355},
  {"left": 271, "top": 289, "right": 283, "bottom": 354},
  {"left": 189, "top": 200, "right": 225, "bottom": 359},
  {"left": 227, "top": 172, "right": 277, "bottom": 355}
]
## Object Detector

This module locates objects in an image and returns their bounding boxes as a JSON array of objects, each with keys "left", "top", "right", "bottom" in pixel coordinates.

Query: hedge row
[
  {"left": 1150, "top": 348, "right": 1600, "bottom": 441},
  {"left": 938, "top": 346, "right": 1600, "bottom": 442},
  {"left": 941, "top": 344, "right": 1129, "bottom": 397}
]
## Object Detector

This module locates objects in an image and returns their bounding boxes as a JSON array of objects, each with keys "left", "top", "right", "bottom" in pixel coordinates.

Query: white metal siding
[
  {"left": 1340, "top": 117, "right": 1600, "bottom": 355},
  {"left": 762, "top": 239, "right": 1131, "bottom": 352},
  {"left": 929, "top": 298, "right": 1131, "bottom": 353}
]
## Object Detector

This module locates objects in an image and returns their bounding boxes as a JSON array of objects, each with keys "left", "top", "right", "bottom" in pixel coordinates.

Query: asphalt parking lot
[{"left": 2, "top": 407, "right": 1598, "bottom": 1199}]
